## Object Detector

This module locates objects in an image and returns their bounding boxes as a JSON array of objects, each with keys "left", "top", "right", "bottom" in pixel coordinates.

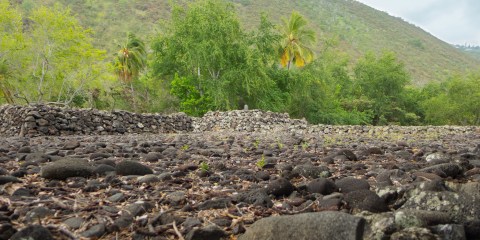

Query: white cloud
[{"left": 356, "top": 0, "right": 480, "bottom": 45}]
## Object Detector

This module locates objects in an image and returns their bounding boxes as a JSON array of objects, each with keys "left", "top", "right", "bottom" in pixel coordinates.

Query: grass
[
  {"left": 199, "top": 162, "right": 209, "bottom": 172},
  {"left": 256, "top": 155, "right": 266, "bottom": 169}
]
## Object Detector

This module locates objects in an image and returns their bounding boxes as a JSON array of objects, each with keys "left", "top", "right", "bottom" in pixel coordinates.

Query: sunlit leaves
[
  {"left": 0, "top": 0, "right": 23, "bottom": 104},
  {"left": 278, "top": 11, "right": 316, "bottom": 69},
  {"left": 0, "top": 3, "right": 108, "bottom": 106},
  {"left": 152, "top": 0, "right": 280, "bottom": 114}
]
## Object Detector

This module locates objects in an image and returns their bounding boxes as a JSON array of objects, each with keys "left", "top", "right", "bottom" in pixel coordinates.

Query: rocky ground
[{"left": 0, "top": 127, "right": 479, "bottom": 240}]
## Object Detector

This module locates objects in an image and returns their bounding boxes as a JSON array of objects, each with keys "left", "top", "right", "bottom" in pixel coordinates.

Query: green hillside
[{"left": 17, "top": 0, "right": 480, "bottom": 85}]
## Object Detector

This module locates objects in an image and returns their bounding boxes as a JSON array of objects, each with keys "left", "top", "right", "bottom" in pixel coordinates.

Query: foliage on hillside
[
  {"left": 15, "top": 0, "right": 480, "bottom": 85},
  {"left": 0, "top": 1, "right": 111, "bottom": 106},
  {"left": 1, "top": 0, "right": 479, "bottom": 126}
]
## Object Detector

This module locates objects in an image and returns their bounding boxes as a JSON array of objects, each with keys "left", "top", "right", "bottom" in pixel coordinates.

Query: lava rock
[
  {"left": 292, "top": 164, "right": 330, "bottom": 179},
  {"left": 0, "top": 223, "right": 17, "bottom": 239},
  {"left": 345, "top": 190, "right": 388, "bottom": 213},
  {"left": 421, "top": 163, "right": 463, "bottom": 178},
  {"left": 390, "top": 227, "right": 437, "bottom": 240},
  {"left": 17, "top": 146, "right": 32, "bottom": 154},
  {"left": 24, "top": 207, "right": 53, "bottom": 223},
  {"left": 10, "top": 225, "right": 54, "bottom": 240},
  {"left": 336, "top": 177, "right": 370, "bottom": 193},
  {"left": 93, "top": 164, "right": 116, "bottom": 175},
  {"left": 365, "top": 147, "right": 383, "bottom": 155},
  {"left": 196, "top": 198, "right": 232, "bottom": 210},
  {"left": 239, "top": 211, "right": 365, "bottom": 240},
  {"left": 464, "top": 220, "right": 480, "bottom": 239},
  {"left": 0, "top": 175, "right": 22, "bottom": 184},
  {"left": 144, "top": 152, "right": 162, "bottom": 162},
  {"left": 234, "top": 188, "right": 273, "bottom": 208},
  {"left": 425, "top": 152, "right": 451, "bottom": 164},
  {"left": 306, "top": 178, "right": 338, "bottom": 195},
  {"left": 41, "top": 158, "right": 93, "bottom": 180},
  {"left": 165, "top": 191, "right": 187, "bottom": 206},
  {"left": 255, "top": 171, "right": 270, "bottom": 181},
  {"left": 81, "top": 223, "right": 106, "bottom": 238},
  {"left": 12, "top": 188, "right": 32, "bottom": 197},
  {"left": 336, "top": 149, "right": 358, "bottom": 161},
  {"left": 108, "top": 193, "right": 125, "bottom": 202},
  {"left": 63, "top": 140, "right": 80, "bottom": 150},
  {"left": 63, "top": 217, "right": 84, "bottom": 230},
  {"left": 430, "top": 224, "right": 466, "bottom": 240},
  {"left": 266, "top": 178, "right": 295, "bottom": 197},
  {"left": 186, "top": 224, "right": 228, "bottom": 240},
  {"left": 400, "top": 188, "right": 480, "bottom": 223},
  {"left": 137, "top": 174, "right": 160, "bottom": 184},
  {"left": 89, "top": 152, "right": 111, "bottom": 160},
  {"left": 116, "top": 160, "right": 153, "bottom": 176}
]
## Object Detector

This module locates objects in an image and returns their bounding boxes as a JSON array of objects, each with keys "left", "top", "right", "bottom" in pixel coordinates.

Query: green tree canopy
[
  {"left": 151, "top": 0, "right": 281, "bottom": 115},
  {"left": 0, "top": 0, "right": 23, "bottom": 104},
  {"left": 0, "top": 3, "right": 109, "bottom": 106},
  {"left": 421, "top": 74, "right": 480, "bottom": 125},
  {"left": 354, "top": 51, "right": 412, "bottom": 125}
]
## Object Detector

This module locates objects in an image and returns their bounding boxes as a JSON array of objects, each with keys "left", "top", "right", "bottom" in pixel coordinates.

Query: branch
[{"left": 172, "top": 221, "right": 185, "bottom": 240}]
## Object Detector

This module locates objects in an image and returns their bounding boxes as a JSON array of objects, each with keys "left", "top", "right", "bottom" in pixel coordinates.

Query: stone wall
[
  {"left": 0, "top": 104, "right": 192, "bottom": 137},
  {"left": 0, "top": 104, "right": 478, "bottom": 137},
  {"left": 192, "top": 110, "right": 308, "bottom": 132}
]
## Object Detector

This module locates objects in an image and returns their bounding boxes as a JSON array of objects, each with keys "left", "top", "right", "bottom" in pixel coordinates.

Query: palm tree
[
  {"left": 114, "top": 33, "right": 146, "bottom": 111},
  {"left": 114, "top": 33, "right": 147, "bottom": 83},
  {"left": 279, "top": 11, "right": 316, "bottom": 70}
]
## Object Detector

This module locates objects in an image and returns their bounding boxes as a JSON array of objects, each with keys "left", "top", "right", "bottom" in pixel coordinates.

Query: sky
[{"left": 356, "top": 0, "right": 480, "bottom": 46}]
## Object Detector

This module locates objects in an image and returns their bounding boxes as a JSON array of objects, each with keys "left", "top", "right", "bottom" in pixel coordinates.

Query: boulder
[
  {"left": 306, "top": 178, "right": 338, "bottom": 195},
  {"left": 239, "top": 211, "right": 365, "bottom": 240},
  {"left": 10, "top": 225, "right": 54, "bottom": 240},
  {"left": 336, "top": 177, "right": 370, "bottom": 193},
  {"left": 266, "top": 178, "right": 295, "bottom": 197},
  {"left": 116, "top": 160, "right": 153, "bottom": 176},
  {"left": 345, "top": 190, "right": 388, "bottom": 213},
  {"left": 41, "top": 158, "right": 93, "bottom": 180}
]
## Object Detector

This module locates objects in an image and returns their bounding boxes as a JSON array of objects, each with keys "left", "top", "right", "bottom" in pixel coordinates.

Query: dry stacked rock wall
[
  {"left": 0, "top": 104, "right": 479, "bottom": 137},
  {"left": 308, "top": 124, "right": 479, "bottom": 137},
  {"left": 0, "top": 104, "right": 192, "bottom": 137},
  {"left": 192, "top": 110, "right": 308, "bottom": 132}
]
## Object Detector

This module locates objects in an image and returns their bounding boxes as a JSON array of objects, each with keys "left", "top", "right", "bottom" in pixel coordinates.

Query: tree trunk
[{"left": 130, "top": 82, "right": 137, "bottom": 112}]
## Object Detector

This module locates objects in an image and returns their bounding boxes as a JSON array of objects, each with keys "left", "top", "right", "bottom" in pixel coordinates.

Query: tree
[
  {"left": 354, "top": 51, "right": 411, "bottom": 125},
  {"left": 253, "top": 14, "right": 282, "bottom": 66},
  {"left": 152, "top": 0, "right": 280, "bottom": 115},
  {"left": 0, "top": 59, "right": 14, "bottom": 104},
  {"left": 1, "top": 4, "right": 108, "bottom": 106},
  {"left": 278, "top": 11, "right": 316, "bottom": 70},
  {"left": 113, "top": 33, "right": 147, "bottom": 111},
  {"left": 0, "top": 0, "right": 23, "bottom": 104},
  {"left": 421, "top": 74, "right": 480, "bottom": 125},
  {"left": 114, "top": 33, "right": 146, "bottom": 83}
]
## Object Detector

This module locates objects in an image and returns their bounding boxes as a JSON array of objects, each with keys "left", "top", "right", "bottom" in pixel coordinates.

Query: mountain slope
[{"left": 19, "top": 0, "right": 480, "bottom": 85}]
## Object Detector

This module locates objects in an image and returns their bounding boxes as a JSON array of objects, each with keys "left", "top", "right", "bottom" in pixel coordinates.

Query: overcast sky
[{"left": 356, "top": 0, "right": 480, "bottom": 46}]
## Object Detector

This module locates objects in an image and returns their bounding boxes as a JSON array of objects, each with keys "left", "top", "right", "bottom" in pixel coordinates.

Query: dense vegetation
[
  {"left": 17, "top": 0, "right": 480, "bottom": 85},
  {"left": 1, "top": 0, "right": 479, "bottom": 125}
]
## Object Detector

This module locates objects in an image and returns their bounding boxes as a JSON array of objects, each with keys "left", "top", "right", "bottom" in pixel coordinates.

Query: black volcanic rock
[
  {"left": 41, "top": 158, "right": 93, "bottom": 180},
  {"left": 116, "top": 160, "right": 153, "bottom": 176}
]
